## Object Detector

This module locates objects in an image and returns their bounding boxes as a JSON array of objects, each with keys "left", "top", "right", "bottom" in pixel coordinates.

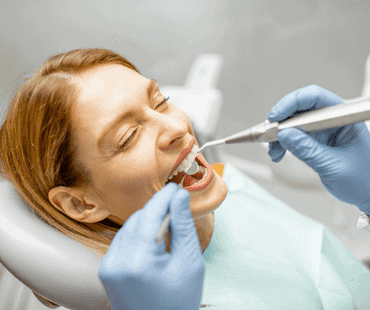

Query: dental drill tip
[
  {"left": 197, "top": 139, "right": 226, "bottom": 154},
  {"left": 185, "top": 161, "right": 199, "bottom": 175}
]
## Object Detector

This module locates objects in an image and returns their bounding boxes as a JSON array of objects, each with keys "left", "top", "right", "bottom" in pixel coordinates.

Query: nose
[{"left": 157, "top": 115, "right": 188, "bottom": 151}]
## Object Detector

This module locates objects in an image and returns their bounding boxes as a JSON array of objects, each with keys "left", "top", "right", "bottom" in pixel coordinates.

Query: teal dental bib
[{"left": 200, "top": 164, "right": 370, "bottom": 309}]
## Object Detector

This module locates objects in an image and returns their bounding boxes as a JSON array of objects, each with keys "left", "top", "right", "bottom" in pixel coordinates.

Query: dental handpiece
[
  {"left": 156, "top": 161, "right": 199, "bottom": 244},
  {"left": 197, "top": 96, "right": 370, "bottom": 154}
]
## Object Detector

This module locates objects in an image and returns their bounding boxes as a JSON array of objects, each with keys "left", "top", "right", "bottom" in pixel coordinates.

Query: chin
[{"left": 189, "top": 167, "right": 228, "bottom": 220}]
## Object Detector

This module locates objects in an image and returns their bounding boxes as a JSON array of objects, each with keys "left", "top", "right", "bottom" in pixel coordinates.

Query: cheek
[
  {"left": 101, "top": 177, "right": 150, "bottom": 221},
  {"left": 95, "top": 160, "right": 161, "bottom": 221}
]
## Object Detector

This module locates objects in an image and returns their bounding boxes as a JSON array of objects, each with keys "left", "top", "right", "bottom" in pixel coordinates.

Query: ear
[{"left": 48, "top": 186, "right": 111, "bottom": 223}]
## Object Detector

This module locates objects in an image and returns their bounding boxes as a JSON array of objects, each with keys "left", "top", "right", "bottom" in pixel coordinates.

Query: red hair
[{"left": 0, "top": 48, "right": 140, "bottom": 258}]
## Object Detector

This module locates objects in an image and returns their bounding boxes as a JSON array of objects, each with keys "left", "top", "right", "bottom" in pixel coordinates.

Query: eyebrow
[{"left": 97, "top": 79, "right": 158, "bottom": 151}]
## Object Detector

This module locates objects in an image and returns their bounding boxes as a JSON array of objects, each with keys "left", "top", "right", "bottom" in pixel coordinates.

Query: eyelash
[
  {"left": 117, "top": 96, "right": 170, "bottom": 151},
  {"left": 156, "top": 96, "right": 170, "bottom": 109},
  {"left": 118, "top": 128, "right": 138, "bottom": 151}
]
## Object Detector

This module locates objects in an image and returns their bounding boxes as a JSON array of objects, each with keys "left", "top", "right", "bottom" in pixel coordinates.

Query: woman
[
  {"left": 1, "top": 48, "right": 370, "bottom": 309},
  {"left": 0, "top": 48, "right": 227, "bottom": 259}
]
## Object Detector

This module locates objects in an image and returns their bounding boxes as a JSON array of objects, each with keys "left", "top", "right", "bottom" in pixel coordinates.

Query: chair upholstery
[{"left": 0, "top": 178, "right": 111, "bottom": 310}]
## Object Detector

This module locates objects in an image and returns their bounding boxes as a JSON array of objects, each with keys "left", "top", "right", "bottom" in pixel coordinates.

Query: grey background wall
[
  {"left": 2, "top": 0, "right": 370, "bottom": 126},
  {"left": 2, "top": 0, "right": 370, "bottom": 261}
]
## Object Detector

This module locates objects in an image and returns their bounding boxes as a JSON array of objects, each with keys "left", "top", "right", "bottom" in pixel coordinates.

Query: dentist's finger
[
  {"left": 139, "top": 182, "right": 179, "bottom": 240},
  {"left": 267, "top": 85, "right": 344, "bottom": 123},
  {"left": 268, "top": 141, "right": 286, "bottom": 162},
  {"left": 168, "top": 188, "right": 202, "bottom": 255},
  {"left": 278, "top": 128, "right": 331, "bottom": 173}
]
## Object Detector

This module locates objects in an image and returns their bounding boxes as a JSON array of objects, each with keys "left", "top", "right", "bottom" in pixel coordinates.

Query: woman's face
[{"left": 69, "top": 64, "right": 227, "bottom": 224}]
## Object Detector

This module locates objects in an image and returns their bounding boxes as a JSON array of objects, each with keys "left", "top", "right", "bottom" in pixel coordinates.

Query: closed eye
[
  {"left": 116, "top": 96, "right": 169, "bottom": 153},
  {"left": 155, "top": 96, "right": 169, "bottom": 109},
  {"left": 117, "top": 128, "right": 138, "bottom": 151}
]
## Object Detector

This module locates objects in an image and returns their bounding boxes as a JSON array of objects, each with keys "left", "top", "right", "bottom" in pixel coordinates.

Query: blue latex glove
[
  {"left": 98, "top": 182, "right": 205, "bottom": 310},
  {"left": 267, "top": 85, "right": 370, "bottom": 215}
]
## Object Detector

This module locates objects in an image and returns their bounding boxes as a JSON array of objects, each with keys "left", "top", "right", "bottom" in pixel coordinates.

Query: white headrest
[
  {"left": 0, "top": 178, "right": 111, "bottom": 310},
  {"left": 158, "top": 86, "right": 223, "bottom": 138}
]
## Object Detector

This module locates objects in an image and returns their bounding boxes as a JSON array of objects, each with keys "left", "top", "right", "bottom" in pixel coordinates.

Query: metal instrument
[{"left": 197, "top": 97, "right": 370, "bottom": 153}]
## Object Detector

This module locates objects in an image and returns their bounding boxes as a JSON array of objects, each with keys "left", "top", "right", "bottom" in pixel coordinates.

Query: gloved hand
[
  {"left": 267, "top": 85, "right": 370, "bottom": 215},
  {"left": 98, "top": 182, "right": 205, "bottom": 310}
]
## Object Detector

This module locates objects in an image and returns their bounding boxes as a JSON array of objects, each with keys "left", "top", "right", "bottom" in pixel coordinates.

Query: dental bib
[{"left": 200, "top": 164, "right": 370, "bottom": 309}]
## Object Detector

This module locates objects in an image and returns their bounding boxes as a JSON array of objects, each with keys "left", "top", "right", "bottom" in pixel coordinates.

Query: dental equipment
[
  {"left": 197, "top": 96, "right": 370, "bottom": 154},
  {"left": 156, "top": 161, "right": 200, "bottom": 244},
  {"left": 157, "top": 97, "right": 370, "bottom": 245}
]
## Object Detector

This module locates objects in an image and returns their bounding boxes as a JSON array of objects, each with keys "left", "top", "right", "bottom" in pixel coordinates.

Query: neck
[{"left": 166, "top": 212, "right": 215, "bottom": 253}]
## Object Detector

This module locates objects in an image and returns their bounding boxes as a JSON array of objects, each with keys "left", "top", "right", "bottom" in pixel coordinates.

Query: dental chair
[
  {"left": 1, "top": 52, "right": 370, "bottom": 309},
  {"left": 0, "top": 178, "right": 110, "bottom": 310}
]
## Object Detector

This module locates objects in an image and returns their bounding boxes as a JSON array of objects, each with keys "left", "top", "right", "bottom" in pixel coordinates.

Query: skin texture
[{"left": 48, "top": 64, "right": 228, "bottom": 252}]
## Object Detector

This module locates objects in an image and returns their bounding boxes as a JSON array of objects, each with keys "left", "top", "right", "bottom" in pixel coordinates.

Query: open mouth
[
  {"left": 165, "top": 144, "right": 213, "bottom": 191},
  {"left": 165, "top": 158, "right": 207, "bottom": 187}
]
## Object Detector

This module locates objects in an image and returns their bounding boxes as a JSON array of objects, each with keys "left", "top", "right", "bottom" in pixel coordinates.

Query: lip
[
  {"left": 168, "top": 138, "right": 196, "bottom": 179},
  {"left": 184, "top": 154, "right": 214, "bottom": 191}
]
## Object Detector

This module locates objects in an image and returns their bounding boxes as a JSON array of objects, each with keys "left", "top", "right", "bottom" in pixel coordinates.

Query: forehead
[
  {"left": 74, "top": 64, "right": 148, "bottom": 120},
  {"left": 77, "top": 64, "right": 146, "bottom": 102},
  {"left": 71, "top": 64, "right": 148, "bottom": 145}
]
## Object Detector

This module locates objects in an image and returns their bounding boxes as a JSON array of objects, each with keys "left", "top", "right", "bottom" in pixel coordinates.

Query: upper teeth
[{"left": 167, "top": 144, "right": 200, "bottom": 182}]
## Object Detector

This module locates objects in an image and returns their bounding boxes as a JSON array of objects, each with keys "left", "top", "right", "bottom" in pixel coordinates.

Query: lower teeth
[{"left": 178, "top": 166, "right": 207, "bottom": 188}]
